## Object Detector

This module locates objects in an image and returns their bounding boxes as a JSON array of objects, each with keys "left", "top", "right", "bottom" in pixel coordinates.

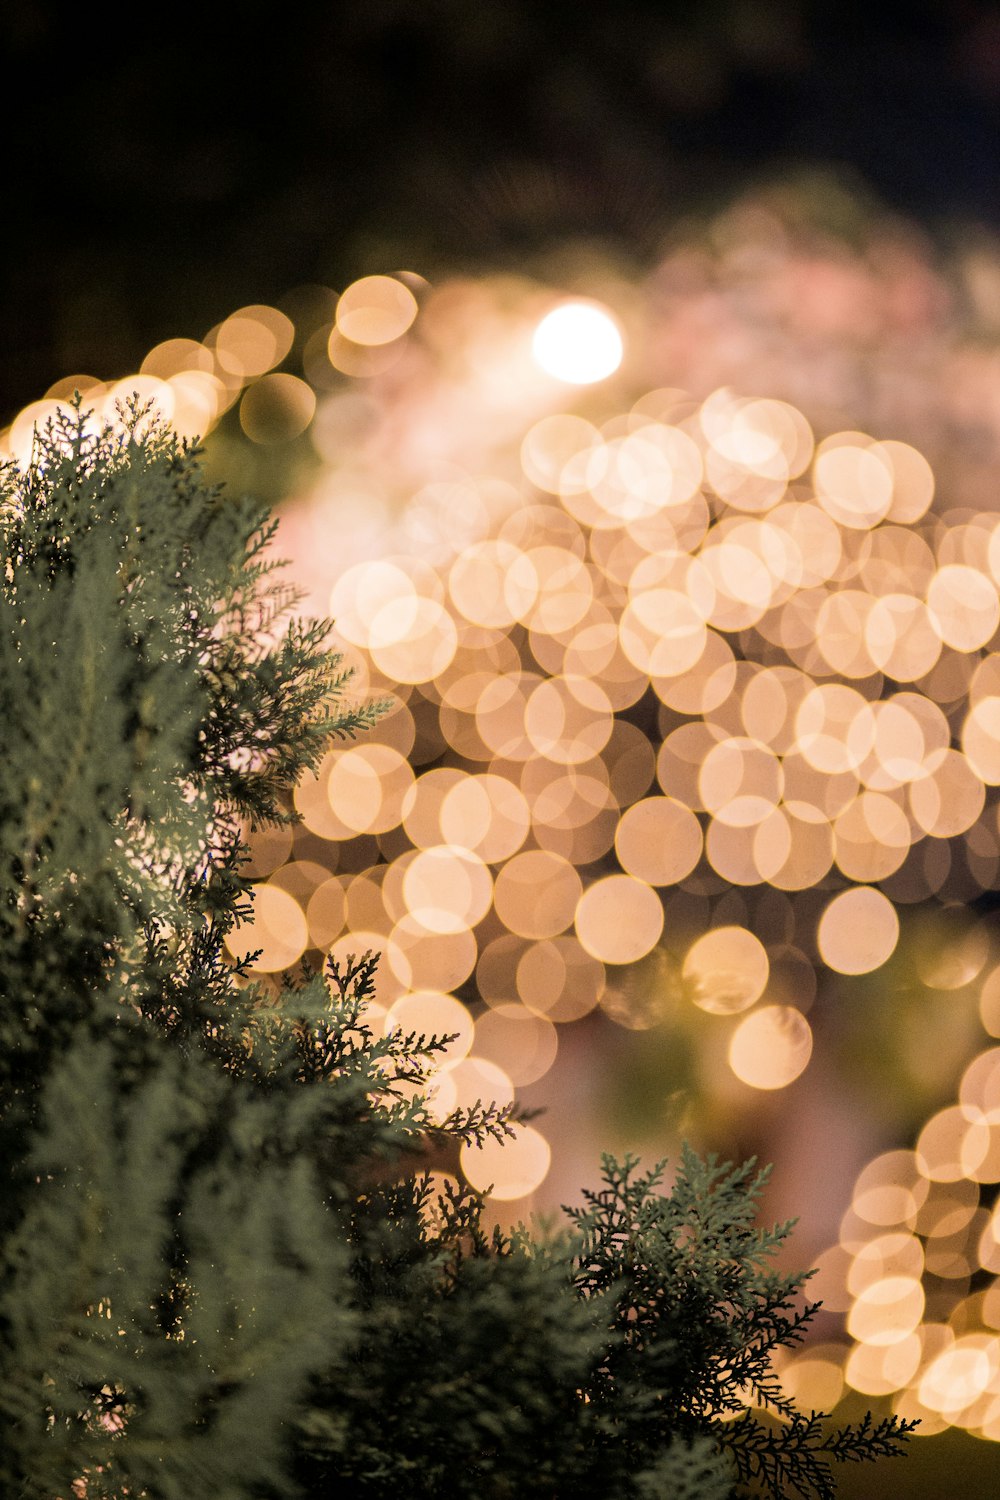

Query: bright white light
[{"left": 532, "top": 301, "right": 624, "bottom": 385}]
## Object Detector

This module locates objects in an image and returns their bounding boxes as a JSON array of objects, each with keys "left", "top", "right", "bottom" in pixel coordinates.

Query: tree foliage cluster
[{"left": 0, "top": 402, "right": 914, "bottom": 1497}]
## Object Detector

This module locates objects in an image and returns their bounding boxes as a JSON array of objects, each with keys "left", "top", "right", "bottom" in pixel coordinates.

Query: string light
[{"left": 19, "top": 202, "right": 1000, "bottom": 1432}]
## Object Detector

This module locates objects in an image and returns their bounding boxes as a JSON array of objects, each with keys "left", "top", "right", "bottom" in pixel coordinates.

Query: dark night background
[{"left": 4, "top": 0, "right": 1000, "bottom": 428}]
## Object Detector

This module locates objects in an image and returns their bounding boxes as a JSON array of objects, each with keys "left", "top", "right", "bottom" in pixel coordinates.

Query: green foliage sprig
[{"left": 0, "top": 402, "right": 914, "bottom": 1498}]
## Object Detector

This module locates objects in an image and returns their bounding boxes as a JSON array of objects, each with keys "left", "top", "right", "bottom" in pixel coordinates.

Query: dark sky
[{"left": 4, "top": 0, "right": 1000, "bottom": 424}]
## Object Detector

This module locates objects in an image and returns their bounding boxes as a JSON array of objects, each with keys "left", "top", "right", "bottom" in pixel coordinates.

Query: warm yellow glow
[
  {"left": 494, "top": 851, "right": 583, "bottom": 941},
  {"left": 384, "top": 990, "right": 474, "bottom": 1069},
  {"left": 781, "top": 1349, "right": 846, "bottom": 1412},
  {"left": 682, "top": 926, "right": 769, "bottom": 1015},
  {"left": 402, "top": 846, "right": 493, "bottom": 935},
  {"left": 728, "top": 1006, "right": 813, "bottom": 1089},
  {"left": 851, "top": 1151, "right": 929, "bottom": 1229},
  {"left": 517, "top": 935, "right": 606, "bottom": 1022},
  {"left": 212, "top": 304, "right": 293, "bottom": 378},
  {"left": 239, "top": 372, "right": 315, "bottom": 443},
  {"left": 473, "top": 1003, "right": 558, "bottom": 1086},
  {"left": 817, "top": 887, "right": 899, "bottom": 975},
  {"left": 574, "top": 875, "right": 664, "bottom": 965},
  {"left": 336, "top": 275, "right": 418, "bottom": 346},
  {"left": 306, "top": 876, "right": 347, "bottom": 950},
  {"left": 848, "top": 1276, "right": 926, "bottom": 1346},
  {"left": 460, "top": 1122, "right": 551, "bottom": 1200},
  {"left": 532, "top": 300, "right": 624, "bottom": 385},
  {"left": 614, "top": 796, "right": 702, "bottom": 885},
  {"left": 224, "top": 885, "right": 308, "bottom": 973},
  {"left": 327, "top": 743, "right": 414, "bottom": 834},
  {"left": 846, "top": 1334, "right": 922, "bottom": 1396},
  {"left": 918, "top": 1339, "right": 997, "bottom": 1415}
]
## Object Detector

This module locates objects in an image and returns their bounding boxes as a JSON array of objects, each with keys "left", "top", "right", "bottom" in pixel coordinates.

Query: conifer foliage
[{"left": 0, "top": 401, "right": 914, "bottom": 1497}]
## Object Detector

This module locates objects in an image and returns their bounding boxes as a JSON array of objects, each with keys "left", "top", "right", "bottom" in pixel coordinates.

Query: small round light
[{"left": 532, "top": 301, "right": 624, "bottom": 385}]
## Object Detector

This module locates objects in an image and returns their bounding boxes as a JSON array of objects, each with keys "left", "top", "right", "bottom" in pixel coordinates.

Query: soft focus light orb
[
  {"left": 728, "top": 1005, "right": 813, "bottom": 1089},
  {"left": 532, "top": 301, "right": 624, "bottom": 385},
  {"left": 845, "top": 1333, "right": 922, "bottom": 1398},
  {"left": 817, "top": 886, "right": 899, "bottom": 975},
  {"left": 384, "top": 990, "right": 474, "bottom": 1069},
  {"left": 574, "top": 874, "right": 663, "bottom": 964},
  {"left": 240, "top": 372, "right": 315, "bottom": 444},
  {"left": 847, "top": 1276, "right": 926, "bottom": 1348},
  {"left": 336, "top": 275, "right": 418, "bottom": 346},
  {"left": 918, "top": 1340, "right": 995, "bottom": 1416},
  {"left": 782, "top": 1349, "right": 846, "bottom": 1412},
  {"left": 402, "top": 845, "right": 493, "bottom": 934},
  {"left": 461, "top": 1122, "right": 552, "bottom": 1200},
  {"left": 682, "top": 926, "right": 769, "bottom": 1015},
  {"left": 224, "top": 884, "right": 308, "bottom": 973},
  {"left": 474, "top": 1003, "right": 559, "bottom": 1086}
]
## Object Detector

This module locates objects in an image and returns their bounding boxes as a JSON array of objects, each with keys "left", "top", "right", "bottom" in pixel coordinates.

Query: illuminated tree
[{"left": 0, "top": 402, "right": 914, "bottom": 1498}]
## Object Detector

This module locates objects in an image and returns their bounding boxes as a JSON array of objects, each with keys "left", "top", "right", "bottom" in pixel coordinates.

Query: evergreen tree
[{"left": 0, "top": 399, "right": 915, "bottom": 1498}]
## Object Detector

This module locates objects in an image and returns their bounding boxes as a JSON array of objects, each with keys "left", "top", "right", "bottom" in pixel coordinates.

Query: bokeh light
[
  {"left": 682, "top": 926, "right": 769, "bottom": 1015},
  {"left": 574, "top": 874, "right": 664, "bottom": 965},
  {"left": 335, "top": 275, "right": 419, "bottom": 346},
  {"left": 460, "top": 1123, "right": 552, "bottom": 1200},
  {"left": 225, "top": 884, "right": 308, "bottom": 972},
  {"left": 30, "top": 198, "right": 1000, "bottom": 1443},
  {"left": 532, "top": 301, "right": 623, "bottom": 385},
  {"left": 728, "top": 1005, "right": 813, "bottom": 1090},
  {"left": 817, "top": 888, "right": 900, "bottom": 975}
]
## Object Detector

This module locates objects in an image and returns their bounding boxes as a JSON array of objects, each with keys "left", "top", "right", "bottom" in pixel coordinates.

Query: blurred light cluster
[
  {"left": 17, "top": 191, "right": 1000, "bottom": 1431},
  {"left": 0, "top": 274, "right": 426, "bottom": 462},
  {"left": 232, "top": 335, "right": 1000, "bottom": 1213},
  {"left": 788, "top": 1028, "right": 1000, "bottom": 1439}
]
